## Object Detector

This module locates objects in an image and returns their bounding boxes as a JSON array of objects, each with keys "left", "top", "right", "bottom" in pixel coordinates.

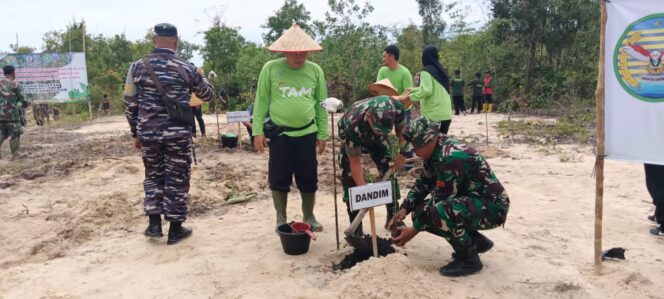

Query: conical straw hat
[
  {"left": 368, "top": 79, "right": 398, "bottom": 97},
  {"left": 268, "top": 24, "right": 322, "bottom": 53}
]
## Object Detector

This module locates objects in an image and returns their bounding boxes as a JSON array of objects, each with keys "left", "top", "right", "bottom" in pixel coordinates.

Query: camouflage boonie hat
[
  {"left": 403, "top": 117, "right": 439, "bottom": 149},
  {"left": 368, "top": 96, "right": 396, "bottom": 135}
]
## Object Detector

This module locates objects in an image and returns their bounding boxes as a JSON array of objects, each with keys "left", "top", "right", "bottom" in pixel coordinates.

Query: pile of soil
[{"left": 333, "top": 235, "right": 397, "bottom": 270}]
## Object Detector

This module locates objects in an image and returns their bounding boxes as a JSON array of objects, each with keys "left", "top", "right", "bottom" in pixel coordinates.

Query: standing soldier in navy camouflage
[
  {"left": 0, "top": 65, "right": 28, "bottom": 160},
  {"left": 390, "top": 117, "right": 510, "bottom": 277},
  {"left": 124, "top": 23, "right": 215, "bottom": 245},
  {"left": 338, "top": 92, "right": 408, "bottom": 235}
]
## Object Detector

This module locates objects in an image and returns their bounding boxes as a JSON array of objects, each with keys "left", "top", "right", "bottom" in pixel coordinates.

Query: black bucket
[
  {"left": 277, "top": 223, "right": 311, "bottom": 255},
  {"left": 221, "top": 135, "right": 238, "bottom": 148}
]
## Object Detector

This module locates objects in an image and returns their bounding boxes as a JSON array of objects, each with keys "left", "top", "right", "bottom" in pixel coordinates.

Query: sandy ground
[{"left": 0, "top": 112, "right": 662, "bottom": 299}]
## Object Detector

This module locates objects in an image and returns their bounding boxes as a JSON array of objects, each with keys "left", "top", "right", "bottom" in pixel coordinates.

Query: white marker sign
[
  {"left": 348, "top": 181, "right": 393, "bottom": 211},
  {"left": 226, "top": 111, "right": 251, "bottom": 124}
]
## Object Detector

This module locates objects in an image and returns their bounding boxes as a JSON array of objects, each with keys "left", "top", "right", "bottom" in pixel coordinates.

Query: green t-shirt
[
  {"left": 409, "top": 71, "right": 452, "bottom": 122},
  {"left": 252, "top": 58, "right": 328, "bottom": 139},
  {"left": 450, "top": 77, "right": 465, "bottom": 97},
  {"left": 469, "top": 78, "right": 484, "bottom": 97},
  {"left": 376, "top": 64, "right": 414, "bottom": 94}
]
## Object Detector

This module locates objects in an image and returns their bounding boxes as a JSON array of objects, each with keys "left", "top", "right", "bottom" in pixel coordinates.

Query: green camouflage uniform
[
  {"left": 401, "top": 117, "right": 509, "bottom": 247},
  {"left": 0, "top": 78, "right": 28, "bottom": 157},
  {"left": 338, "top": 96, "right": 406, "bottom": 221}
]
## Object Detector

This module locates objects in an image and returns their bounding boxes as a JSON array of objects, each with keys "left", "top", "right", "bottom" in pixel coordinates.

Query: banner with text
[
  {"left": 0, "top": 52, "right": 89, "bottom": 103},
  {"left": 606, "top": 1, "right": 664, "bottom": 165}
]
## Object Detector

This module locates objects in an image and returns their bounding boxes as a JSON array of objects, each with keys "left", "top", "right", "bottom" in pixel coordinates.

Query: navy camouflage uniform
[
  {"left": 0, "top": 73, "right": 28, "bottom": 158},
  {"left": 124, "top": 48, "right": 214, "bottom": 222},
  {"left": 338, "top": 96, "right": 407, "bottom": 225},
  {"left": 401, "top": 118, "right": 510, "bottom": 247}
]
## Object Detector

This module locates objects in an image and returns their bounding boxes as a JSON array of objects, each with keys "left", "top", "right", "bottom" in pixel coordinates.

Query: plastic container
[
  {"left": 276, "top": 223, "right": 311, "bottom": 255},
  {"left": 221, "top": 133, "right": 238, "bottom": 148}
]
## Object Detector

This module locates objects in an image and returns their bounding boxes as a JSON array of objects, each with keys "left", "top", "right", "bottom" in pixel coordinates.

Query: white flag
[{"left": 606, "top": 1, "right": 664, "bottom": 165}]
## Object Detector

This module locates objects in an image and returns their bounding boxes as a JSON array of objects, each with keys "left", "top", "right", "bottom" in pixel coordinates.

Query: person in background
[
  {"left": 468, "top": 72, "right": 483, "bottom": 114},
  {"left": 100, "top": 94, "right": 111, "bottom": 116},
  {"left": 482, "top": 71, "right": 494, "bottom": 113},
  {"left": 0, "top": 65, "right": 29, "bottom": 160},
  {"left": 450, "top": 69, "right": 466, "bottom": 116},
  {"left": 376, "top": 44, "right": 415, "bottom": 170},
  {"left": 393, "top": 45, "right": 453, "bottom": 135},
  {"left": 645, "top": 163, "right": 664, "bottom": 236},
  {"left": 191, "top": 104, "right": 206, "bottom": 137}
]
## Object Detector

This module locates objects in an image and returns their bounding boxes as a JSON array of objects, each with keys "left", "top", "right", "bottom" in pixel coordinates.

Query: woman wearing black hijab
[{"left": 395, "top": 45, "right": 453, "bottom": 134}]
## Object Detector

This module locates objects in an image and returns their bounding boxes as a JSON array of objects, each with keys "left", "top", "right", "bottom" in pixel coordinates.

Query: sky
[{"left": 2, "top": 0, "right": 490, "bottom": 64}]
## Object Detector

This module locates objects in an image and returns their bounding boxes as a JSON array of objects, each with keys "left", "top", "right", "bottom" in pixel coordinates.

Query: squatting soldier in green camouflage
[
  {"left": 0, "top": 65, "right": 28, "bottom": 159},
  {"left": 390, "top": 117, "right": 510, "bottom": 277},
  {"left": 338, "top": 95, "right": 407, "bottom": 235}
]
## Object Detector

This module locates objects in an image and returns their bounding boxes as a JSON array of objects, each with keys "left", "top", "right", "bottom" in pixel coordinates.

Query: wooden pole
[
  {"left": 331, "top": 112, "right": 340, "bottom": 250},
  {"left": 368, "top": 207, "right": 378, "bottom": 258},
  {"left": 237, "top": 122, "right": 242, "bottom": 149},
  {"left": 594, "top": 0, "right": 608, "bottom": 268}
]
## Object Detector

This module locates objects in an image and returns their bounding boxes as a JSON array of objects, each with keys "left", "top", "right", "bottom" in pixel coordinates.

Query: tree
[
  {"left": 315, "top": 0, "right": 386, "bottom": 102},
  {"left": 201, "top": 20, "right": 246, "bottom": 76},
  {"left": 416, "top": 0, "right": 446, "bottom": 46},
  {"left": 9, "top": 44, "right": 36, "bottom": 54},
  {"left": 262, "top": 0, "right": 313, "bottom": 44}
]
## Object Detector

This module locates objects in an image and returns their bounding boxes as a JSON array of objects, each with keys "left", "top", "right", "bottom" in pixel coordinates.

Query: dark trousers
[
  {"left": 268, "top": 133, "right": 318, "bottom": 193},
  {"left": 471, "top": 96, "right": 482, "bottom": 112},
  {"left": 483, "top": 94, "right": 493, "bottom": 104},
  {"left": 439, "top": 120, "right": 452, "bottom": 135},
  {"left": 645, "top": 163, "right": 664, "bottom": 226},
  {"left": 452, "top": 95, "right": 465, "bottom": 115},
  {"left": 192, "top": 107, "right": 205, "bottom": 136}
]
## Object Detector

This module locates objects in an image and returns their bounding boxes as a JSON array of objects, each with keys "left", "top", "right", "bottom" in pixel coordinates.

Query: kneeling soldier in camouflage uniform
[
  {"left": 124, "top": 23, "right": 215, "bottom": 245},
  {"left": 390, "top": 117, "right": 510, "bottom": 277},
  {"left": 0, "top": 65, "right": 28, "bottom": 159},
  {"left": 338, "top": 95, "right": 407, "bottom": 235}
]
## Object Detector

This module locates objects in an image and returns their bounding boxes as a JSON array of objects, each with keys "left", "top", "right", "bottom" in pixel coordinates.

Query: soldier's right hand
[
  {"left": 132, "top": 137, "right": 142, "bottom": 150},
  {"left": 254, "top": 135, "right": 267, "bottom": 153}
]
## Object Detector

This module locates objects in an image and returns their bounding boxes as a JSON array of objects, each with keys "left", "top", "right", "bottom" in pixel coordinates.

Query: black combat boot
[
  {"left": 451, "top": 231, "right": 494, "bottom": 259},
  {"left": 167, "top": 221, "right": 193, "bottom": 245},
  {"left": 440, "top": 243, "right": 483, "bottom": 277},
  {"left": 144, "top": 214, "right": 163, "bottom": 237}
]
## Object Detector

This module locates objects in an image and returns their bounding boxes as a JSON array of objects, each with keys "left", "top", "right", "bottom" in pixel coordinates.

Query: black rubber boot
[
  {"left": 167, "top": 221, "right": 193, "bottom": 245},
  {"left": 144, "top": 214, "right": 163, "bottom": 237},
  {"left": 440, "top": 243, "right": 483, "bottom": 277}
]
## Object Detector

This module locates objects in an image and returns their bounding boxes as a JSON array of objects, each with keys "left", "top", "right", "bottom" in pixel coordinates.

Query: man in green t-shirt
[
  {"left": 377, "top": 45, "right": 415, "bottom": 169},
  {"left": 252, "top": 25, "right": 329, "bottom": 232},
  {"left": 450, "top": 69, "right": 466, "bottom": 116}
]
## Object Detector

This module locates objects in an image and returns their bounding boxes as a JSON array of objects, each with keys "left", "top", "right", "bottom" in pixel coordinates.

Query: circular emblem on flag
[{"left": 614, "top": 14, "right": 664, "bottom": 102}]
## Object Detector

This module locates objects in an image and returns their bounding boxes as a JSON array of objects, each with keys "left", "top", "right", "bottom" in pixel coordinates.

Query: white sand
[{"left": 0, "top": 113, "right": 662, "bottom": 298}]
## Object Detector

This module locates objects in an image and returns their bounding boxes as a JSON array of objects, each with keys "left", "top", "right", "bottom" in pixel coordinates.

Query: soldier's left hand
[
  {"left": 317, "top": 140, "right": 326, "bottom": 155},
  {"left": 392, "top": 226, "right": 418, "bottom": 247}
]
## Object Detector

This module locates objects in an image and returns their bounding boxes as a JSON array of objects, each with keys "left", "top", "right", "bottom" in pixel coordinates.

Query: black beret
[
  {"left": 3, "top": 65, "right": 15, "bottom": 75},
  {"left": 154, "top": 23, "right": 177, "bottom": 37}
]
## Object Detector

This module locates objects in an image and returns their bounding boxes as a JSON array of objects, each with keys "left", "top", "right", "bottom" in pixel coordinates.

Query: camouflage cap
[
  {"left": 403, "top": 117, "right": 439, "bottom": 149},
  {"left": 367, "top": 96, "right": 396, "bottom": 135}
]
